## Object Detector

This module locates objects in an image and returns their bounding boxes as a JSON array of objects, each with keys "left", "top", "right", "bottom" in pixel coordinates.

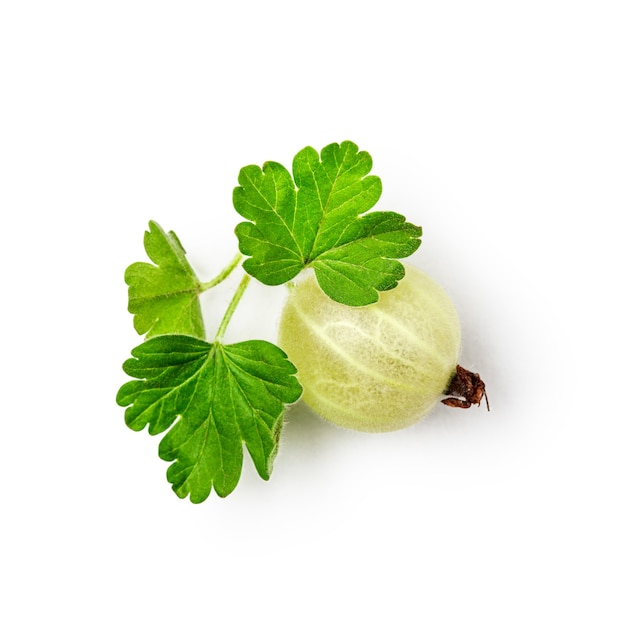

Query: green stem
[
  {"left": 214, "top": 272, "right": 251, "bottom": 342},
  {"left": 200, "top": 252, "right": 243, "bottom": 292}
]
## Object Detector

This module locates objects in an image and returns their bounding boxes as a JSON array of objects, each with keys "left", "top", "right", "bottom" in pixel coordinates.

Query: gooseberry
[{"left": 279, "top": 264, "right": 466, "bottom": 432}]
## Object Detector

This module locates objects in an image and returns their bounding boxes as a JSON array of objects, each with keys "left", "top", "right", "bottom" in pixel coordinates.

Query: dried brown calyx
[{"left": 441, "top": 365, "right": 489, "bottom": 410}]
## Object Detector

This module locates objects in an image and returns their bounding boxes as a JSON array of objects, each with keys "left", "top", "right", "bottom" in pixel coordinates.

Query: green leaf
[
  {"left": 312, "top": 211, "right": 423, "bottom": 305},
  {"left": 233, "top": 140, "right": 422, "bottom": 305},
  {"left": 116, "top": 335, "right": 302, "bottom": 502},
  {"left": 125, "top": 221, "right": 205, "bottom": 339}
]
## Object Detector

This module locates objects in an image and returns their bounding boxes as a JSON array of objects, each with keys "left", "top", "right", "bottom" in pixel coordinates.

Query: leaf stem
[
  {"left": 214, "top": 272, "right": 251, "bottom": 342},
  {"left": 200, "top": 253, "right": 243, "bottom": 292}
]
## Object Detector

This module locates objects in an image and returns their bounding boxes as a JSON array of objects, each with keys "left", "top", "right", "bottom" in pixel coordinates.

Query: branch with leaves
[{"left": 117, "top": 140, "right": 422, "bottom": 502}]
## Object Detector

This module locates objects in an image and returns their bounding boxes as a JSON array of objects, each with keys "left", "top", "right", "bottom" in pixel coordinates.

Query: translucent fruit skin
[{"left": 278, "top": 265, "right": 461, "bottom": 432}]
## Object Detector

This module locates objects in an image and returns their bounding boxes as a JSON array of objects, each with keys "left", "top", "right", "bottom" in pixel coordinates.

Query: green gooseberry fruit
[{"left": 278, "top": 264, "right": 462, "bottom": 432}]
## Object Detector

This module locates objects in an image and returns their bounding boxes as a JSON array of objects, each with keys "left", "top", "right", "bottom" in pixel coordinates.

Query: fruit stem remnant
[{"left": 441, "top": 365, "right": 489, "bottom": 410}]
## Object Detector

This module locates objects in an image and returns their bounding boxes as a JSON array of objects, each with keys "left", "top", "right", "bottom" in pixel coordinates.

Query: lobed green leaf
[
  {"left": 125, "top": 221, "right": 205, "bottom": 339},
  {"left": 116, "top": 335, "right": 302, "bottom": 502},
  {"left": 233, "top": 140, "right": 422, "bottom": 306}
]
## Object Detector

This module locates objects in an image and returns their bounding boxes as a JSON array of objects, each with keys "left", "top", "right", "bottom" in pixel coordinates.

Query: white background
[{"left": 2, "top": 1, "right": 625, "bottom": 624}]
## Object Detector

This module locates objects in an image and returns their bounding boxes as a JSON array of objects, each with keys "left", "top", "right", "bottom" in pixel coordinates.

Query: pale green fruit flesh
[{"left": 278, "top": 265, "right": 461, "bottom": 432}]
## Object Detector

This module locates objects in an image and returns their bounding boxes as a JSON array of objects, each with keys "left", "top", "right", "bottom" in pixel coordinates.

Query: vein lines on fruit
[
  {"left": 289, "top": 299, "right": 417, "bottom": 392},
  {"left": 368, "top": 307, "right": 451, "bottom": 370}
]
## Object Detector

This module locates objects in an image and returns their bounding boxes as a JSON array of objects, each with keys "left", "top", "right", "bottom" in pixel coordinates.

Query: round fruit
[{"left": 278, "top": 264, "right": 461, "bottom": 432}]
